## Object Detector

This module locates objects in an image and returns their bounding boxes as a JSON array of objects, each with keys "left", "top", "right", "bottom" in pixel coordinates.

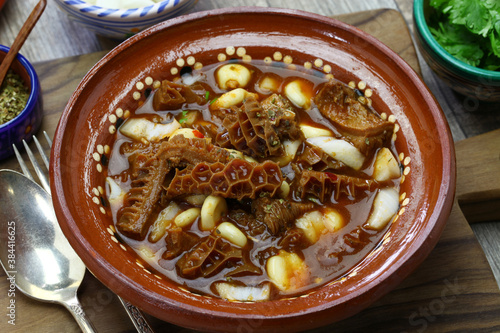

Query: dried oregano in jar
[{"left": 0, "top": 70, "right": 29, "bottom": 125}]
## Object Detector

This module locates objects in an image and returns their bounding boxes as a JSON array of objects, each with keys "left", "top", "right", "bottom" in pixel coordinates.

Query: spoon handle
[
  {"left": 0, "top": 0, "right": 46, "bottom": 86},
  {"left": 62, "top": 294, "right": 98, "bottom": 333}
]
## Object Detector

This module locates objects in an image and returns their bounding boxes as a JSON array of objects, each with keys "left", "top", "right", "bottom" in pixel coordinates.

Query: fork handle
[
  {"left": 118, "top": 296, "right": 155, "bottom": 333},
  {"left": 62, "top": 294, "right": 97, "bottom": 333}
]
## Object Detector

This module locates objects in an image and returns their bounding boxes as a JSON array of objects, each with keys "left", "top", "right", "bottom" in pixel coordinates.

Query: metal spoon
[{"left": 0, "top": 169, "right": 96, "bottom": 332}]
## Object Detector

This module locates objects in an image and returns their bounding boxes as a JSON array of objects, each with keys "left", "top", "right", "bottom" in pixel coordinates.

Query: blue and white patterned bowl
[{"left": 55, "top": 0, "right": 198, "bottom": 39}]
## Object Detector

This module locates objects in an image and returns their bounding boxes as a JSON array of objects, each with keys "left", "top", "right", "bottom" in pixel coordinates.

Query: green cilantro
[
  {"left": 205, "top": 91, "right": 210, "bottom": 100},
  {"left": 179, "top": 110, "right": 189, "bottom": 124},
  {"left": 429, "top": 0, "right": 500, "bottom": 70},
  {"left": 210, "top": 97, "right": 218, "bottom": 105},
  {"left": 307, "top": 196, "right": 322, "bottom": 205}
]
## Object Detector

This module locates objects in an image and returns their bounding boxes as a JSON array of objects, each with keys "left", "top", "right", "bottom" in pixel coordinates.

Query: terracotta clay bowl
[{"left": 50, "top": 7, "right": 456, "bottom": 332}]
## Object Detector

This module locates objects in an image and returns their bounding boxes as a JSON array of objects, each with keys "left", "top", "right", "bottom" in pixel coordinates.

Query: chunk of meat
[
  {"left": 252, "top": 197, "right": 314, "bottom": 235},
  {"left": 163, "top": 227, "right": 200, "bottom": 260},
  {"left": 117, "top": 155, "right": 169, "bottom": 239},
  {"left": 153, "top": 80, "right": 206, "bottom": 111},
  {"left": 295, "top": 143, "right": 343, "bottom": 172},
  {"left": 117, "top": 136, "right": 230, "bottom": 240},
  {"left": 314, "top": 81, "right": 394, "bottom": 156},
  {"left": 216, "top": 95, "right": 302, "bottom": 158},
  {"left": 295, "top": 170, "right": 376, "bottom": 202},
  {"left": 165, "top": 159, "right": 283, "bottom": 200},
  {"left": 176, "top": 235, "right": 243, "bottom": 278},
  {"left": 260, "top": 94, "right": 302, "bottom": 141}
]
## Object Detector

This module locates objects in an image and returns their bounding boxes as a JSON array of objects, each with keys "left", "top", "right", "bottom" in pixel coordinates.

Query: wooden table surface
[{"left": 1, "top": 0, "right": 500, "bottom": 331}]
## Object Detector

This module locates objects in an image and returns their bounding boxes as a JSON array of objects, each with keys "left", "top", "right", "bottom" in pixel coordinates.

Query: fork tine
[
  {"left": 22, "top": 139, "right": 51, "bottom": 195},
  {"left": 13, "top": 144, "right": 35, "bottom": 182},
  {"left": 33, "top": 135, "right": 50, "bottom": 170},
  {"left": 43, "top": 131, "right": 52, "bottom": 150}
]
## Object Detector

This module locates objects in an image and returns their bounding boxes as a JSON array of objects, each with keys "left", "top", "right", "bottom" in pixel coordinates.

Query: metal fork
[{"left": 13, "top": 132, "right": 154, "bottom": 333}]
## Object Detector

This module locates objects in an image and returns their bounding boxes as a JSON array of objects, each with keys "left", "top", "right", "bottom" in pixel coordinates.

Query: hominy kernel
[
  {"left": 304, "top": 61, "right": 312, "bottom": 69},
  {"left": 109, "top": 125, "right": 116, "bottom": 134},
  {"left": 116, "top": 108, "right": 124, "bottom": 117},
  {"left": 358, "top": 81, "right": 366, "bottom": 90},
  {"left": 104, "top": 145, "right": 110, "bottom": 154},
  {"left": 242, "top": 55, "right": 252, "bottom": 62},
  {"left": 264, "top": 56, "right": 272, "bottom": 64},
  {"left": 273, "top": 51, "right": 282, "bottom": 61},
  {"left": 314, "top": 58, "right": 323, "bottom": 67},
  {"left": 111, "top": 236, "right": 118, "bottom": 243},
  {"left": 133, "top": 91, "right": 141, "bottom": 100},
  {"left": 109, "top": 114, "right": 117, "bottom": 123},
  {"left": 226, "top": 46, "right": 235, "bottom": 55},
  {"left": 136, "top": 82, "right": 144, "bottom": 90},
  {"left": 381, "top": 112, "right": 388, "bottom": 120},
  {"left": 283, "top": 55, "right": 293, "bottom": 64},
  {"left": 97, "top": 144, "right": 104, "bottom": 154},
  {"left": 153, "top": 80, "right": 161, "bottom": 89},
  {"left": 98, "top": 186, "right": 104, "bottom": 194},
  {"left": 348, "top": 81, "right": 356, "bottom": 88},
  {"left": 170, "top": 67, "right": 179, "bottom": 75},
  {"left": 323, "top": 64, "right": 332, "bottom": 73},
  {"left": 97, "top": 163, "right": 103, "bottom": 172},
  {"left": 365, "top": 88, "right": 373, "bottom": 97},
  {"left": 93, "top": 152, "right": 100, "bottom": 162},
  {"left": 93, "top": 188, "right": 100, "bottom": 196},
  {"left": 404, "top": 166, "right": 410, "bottom": 176},
  {"left": 145, "top": 77, "right": 153, "bottom": 85},
  {"left": 388, "top": 115, "right": 396, "bottom": 123},
  {"left": 404, "top": 156, "right": 411, "bottom": 165},
  {"left": 194, "top": 62, "right": 203, "bottom": 70},
  {"left": 119, "top": 244, "right": 127, "bottom": 251},
  {"left": 402, "top": 198, "right": 410, "bottom": 206},
  {"left": 187, "top": 56, "right": 195, "bottom": 65},
  {"left": 100, "top": 207, "right": 106, "bottom": 214},
  {"left": 92, "top": 197, "right": 100, "bottom": 204}
]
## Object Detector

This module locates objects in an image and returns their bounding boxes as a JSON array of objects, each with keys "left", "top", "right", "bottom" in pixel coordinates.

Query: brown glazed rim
[{"left": 51, "top": 7, "right": 456, "bottom": 331}]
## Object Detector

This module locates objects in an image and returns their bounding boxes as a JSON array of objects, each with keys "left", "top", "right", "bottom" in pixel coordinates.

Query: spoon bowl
[{"left": 0, "top": 170, "right": 95, "bottom": 332}]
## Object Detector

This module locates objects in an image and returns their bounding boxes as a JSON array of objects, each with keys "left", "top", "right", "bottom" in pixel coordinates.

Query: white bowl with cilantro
[
  {"left": 414, "top": 0, "right": 500, "bottom": 102},
  {"left": 55, "top": 0, "right": 198, "bottom": 40}
]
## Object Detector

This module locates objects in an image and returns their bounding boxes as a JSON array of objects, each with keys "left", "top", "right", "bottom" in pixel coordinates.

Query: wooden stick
[{"left": 0, "top": 0, "right": 46, "bottom": 87}]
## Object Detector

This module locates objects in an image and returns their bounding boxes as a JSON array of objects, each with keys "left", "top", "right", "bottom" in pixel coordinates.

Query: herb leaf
[
  {"left": 429, "top": 0, "right": 500, "bottom": 70},
  {"left": 448, "top": 0, "right": 492, "bottom": 37}
]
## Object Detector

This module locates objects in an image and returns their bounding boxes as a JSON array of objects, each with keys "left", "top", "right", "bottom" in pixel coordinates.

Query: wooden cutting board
[{"left": 1, "top": 9, "right": 500, "bottom": 332}]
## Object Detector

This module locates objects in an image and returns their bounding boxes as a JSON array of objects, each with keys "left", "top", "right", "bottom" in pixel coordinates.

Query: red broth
[{"left": 105, "top": 60, "right": 401, "bottom": 301}]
